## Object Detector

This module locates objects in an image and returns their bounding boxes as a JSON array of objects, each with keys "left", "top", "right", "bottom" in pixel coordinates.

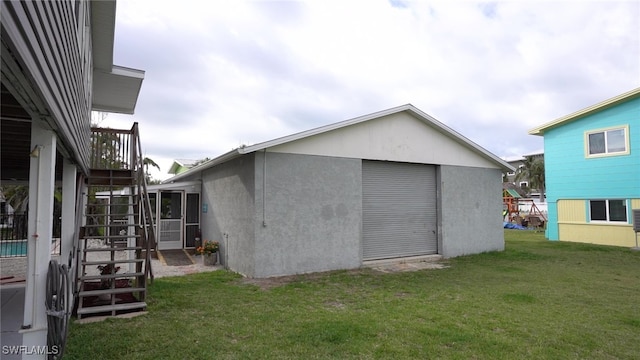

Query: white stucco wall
[
  {"left": 268, "top": 112, "right": 499, "bottom": 169},
  {"left": 253, "top": 152, "right": 363, "bottom": 278},
  {"left": 439, "top": 165, "right": 505, "bottom": 257},
  {"left": 201, "top": 155, "right": 257, "bottom": 277}
]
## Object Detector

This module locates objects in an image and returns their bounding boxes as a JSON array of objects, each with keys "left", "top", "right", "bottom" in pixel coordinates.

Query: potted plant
[
  {"left": 97, "top": 264, "right": 121, "bottom": 289},
  {"left": 196, "top": 240, "right": 219, "bottom": 266}
]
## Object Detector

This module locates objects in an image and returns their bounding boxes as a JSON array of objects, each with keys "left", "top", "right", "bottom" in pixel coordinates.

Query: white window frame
[
  {"left": 584, "top": 125, "right": 630, "bottom": 158},
  {"left": 519, "top": 181, "right": 528, "bottom": 188},
  {"left": 588, "top": 199, "right": 628, "bottom": 223}
]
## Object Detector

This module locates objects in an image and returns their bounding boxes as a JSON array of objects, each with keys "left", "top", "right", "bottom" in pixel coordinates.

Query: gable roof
[
  {"left": 164, "top": 104, "right": 514, "bottom": 183},
  {"left": 168, "top": 159, "right": 199, "bottom": 174},
  {"left": 529, "top": 87, "right": 640, "bottom": 136}
]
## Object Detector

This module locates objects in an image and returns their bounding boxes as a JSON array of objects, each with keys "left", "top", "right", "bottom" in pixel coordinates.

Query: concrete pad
[
  {"left": 1, "top": 285, "right": 25, "bottom": 360},
  {"left": 74, "top": 311, "right": 148, "bottom": 324},
  {"left": 362, "top": 255, "right": 448, "bottom": 273}
]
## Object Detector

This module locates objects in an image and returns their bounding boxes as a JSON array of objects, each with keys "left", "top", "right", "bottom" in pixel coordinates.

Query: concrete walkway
[{"left": 0, "top": 284, "right": 24, "bottom": 360}]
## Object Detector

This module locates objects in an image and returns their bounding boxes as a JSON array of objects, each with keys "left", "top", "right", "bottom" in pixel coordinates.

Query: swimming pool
[
  {"left": 0, "top": 240, "right": 27, "bottom": 257},
  {"left": 0, "top": 239, "right": 61, "bottom": 257}
]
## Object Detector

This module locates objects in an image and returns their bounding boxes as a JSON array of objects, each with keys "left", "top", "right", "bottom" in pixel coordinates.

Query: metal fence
[{"left": 0, "top": 213, "right": 61, "bottom": 257}]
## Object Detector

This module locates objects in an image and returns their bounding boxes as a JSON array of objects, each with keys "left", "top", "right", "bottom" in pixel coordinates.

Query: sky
[{"left": 101, "top": 0, "right": 640, "bottom": 181}]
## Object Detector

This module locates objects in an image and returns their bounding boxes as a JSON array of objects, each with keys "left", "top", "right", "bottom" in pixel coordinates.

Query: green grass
[{"left": 65, "top": 230, "right": 640, "bottom": 359}]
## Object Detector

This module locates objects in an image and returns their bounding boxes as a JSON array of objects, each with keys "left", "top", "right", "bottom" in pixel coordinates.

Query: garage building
[{"left": 164, "top": 104, "right": 514, "bottom": 277}]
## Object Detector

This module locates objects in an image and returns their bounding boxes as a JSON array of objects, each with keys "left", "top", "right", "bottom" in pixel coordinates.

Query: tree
[
  {"left": 143, "top": 157, "right": 161, "bottom": 184},
  {"left": 515, "top": 157, "right": 545, "bottom": 202},
  {"left": 1, "top": 185, "right": 29, "bottom": 213}
]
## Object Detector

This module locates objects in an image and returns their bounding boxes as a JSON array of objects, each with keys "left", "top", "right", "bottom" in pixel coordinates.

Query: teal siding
[{"left": 544, "top": 97, "right": 640, "bottom": 240}]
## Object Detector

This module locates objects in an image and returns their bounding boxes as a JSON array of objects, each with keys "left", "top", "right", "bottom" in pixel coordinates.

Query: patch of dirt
[
  {"left": 235, "top": 262, "right": 448, "bottom": 290},
  {"left": 236, "top": 268, "right": 370, "bottom": 290}
]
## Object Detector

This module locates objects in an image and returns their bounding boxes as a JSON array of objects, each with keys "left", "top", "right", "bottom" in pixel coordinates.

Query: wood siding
[
  {"left": 545, "top": 97, "right": 640, "bottom": 201},
  {"left": 544, "top": 96, "right": 640, "bottom": 241},
  {"left": 1, "top": 0, "right": 93, "bottom": 173},
  {"left": 558, "top": 223, "right": 636, "bottom": 248},
  {"left": 557, "top": 199, "right": 586, "bottom": 223}
]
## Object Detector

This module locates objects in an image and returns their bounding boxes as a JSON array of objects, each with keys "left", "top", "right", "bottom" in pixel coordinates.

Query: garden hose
[{"left": 46, "top": 259, "right": 71, "bottom": 359}]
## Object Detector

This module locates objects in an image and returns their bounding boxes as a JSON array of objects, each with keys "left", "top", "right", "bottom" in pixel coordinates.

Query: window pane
[
  {"left": 588, "top": 132, "right": 605, "bottom": 154},
  {"left": 590, "top": 200, "right": 607, "bottom": 221},
  {"left": 606, "top": 129, "right": 626, "bottom": 153},
  {"left": 608, "top": 200, "right": 627, "bottom": 222}
]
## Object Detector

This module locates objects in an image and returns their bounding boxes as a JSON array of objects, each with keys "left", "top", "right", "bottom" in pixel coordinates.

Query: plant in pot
[
  {"left": 196, "top": 240, "right": 219, "bottom": 266},
  {"left": 96, "top": 264, "right": 121, "bottom": 300}
]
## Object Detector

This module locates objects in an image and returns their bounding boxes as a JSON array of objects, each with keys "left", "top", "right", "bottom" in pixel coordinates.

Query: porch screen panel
[{"left": 185, "top": 193, "right": 200, "bottom": 248}]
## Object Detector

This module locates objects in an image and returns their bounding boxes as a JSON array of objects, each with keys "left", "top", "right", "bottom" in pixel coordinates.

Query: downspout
[
  {"left": 262, "top": 149, "right": 267, "bottom": 228},
  {"left": 27, "top": 145, "right": 43, "bottom": 329}
]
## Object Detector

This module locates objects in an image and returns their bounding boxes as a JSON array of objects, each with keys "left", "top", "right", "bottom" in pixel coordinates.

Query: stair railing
[{"left": 130, "top": 123, "right": 156, "bottom": 284}]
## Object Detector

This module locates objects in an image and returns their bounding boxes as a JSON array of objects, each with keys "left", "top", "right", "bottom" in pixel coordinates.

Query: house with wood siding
[
  {"left": 1, "top": 0, "right": 150, "bottom": 356},
  {"left": 529, "top": 88, "right": 640, "bottom": 247}
]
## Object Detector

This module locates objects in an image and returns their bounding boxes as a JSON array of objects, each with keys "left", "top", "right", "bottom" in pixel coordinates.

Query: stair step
[
  {"left": 87, "top": 181, "right": 135, "bottom": 186},
  {"left": 83, "top": 213, "right": 139, "bottom": 218},
  {"left": 83, "top": 223, "right": 142, "bottom": 227},
  {"left": 82, "top": 259, "right": 145, "bottom": 266},
  {"left": 91, "top": 204, "right": 138, "bottom": 207},
  {"left": 80, "top": 272, "right": 144, "bottom": 281},
  {"left": 77, "top": 302, "right": 147, "bottom": 315},
  {"left": 83, "top": 235, "right": 141, "bottom": 240},
  {"left": 79, "top": 287, "right": 146, "bottom": 297},
  {"left": 83, "top": 246, "right": 145, "bottom": 252}
]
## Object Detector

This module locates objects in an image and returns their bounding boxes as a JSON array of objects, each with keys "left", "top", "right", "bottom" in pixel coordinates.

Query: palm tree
[
  {"left": 1, "top": 185, "right": 29, "bottom": 213},
  {"left": 143, "top": 157, "right": 161, "bottom": 184},
  {"left": 515, "top": 157, "right": 545, "bottom": 202}
]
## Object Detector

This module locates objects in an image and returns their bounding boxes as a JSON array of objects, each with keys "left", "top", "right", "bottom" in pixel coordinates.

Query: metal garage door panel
[{"left": 362, "top": 161, "right": 437, "bottom": 260}]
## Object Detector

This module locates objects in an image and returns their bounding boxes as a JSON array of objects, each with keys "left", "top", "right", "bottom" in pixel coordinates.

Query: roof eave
[
  {"left": 92, "top": 66, "right": 145, "bottom": 114},
  {"left": 238, "top": 104, "right": 515, "bottom": 172},
  {"left": 529, "top": 87, "right": 640, "bottom": 136},
  {"left": 162, "top": 149, "right": 242, "bottom": 184},
  {"left": 91, "top": 0, "right": 116, "bottom": 71}
]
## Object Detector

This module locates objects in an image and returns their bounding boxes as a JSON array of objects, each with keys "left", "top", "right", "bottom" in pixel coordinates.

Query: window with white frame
[
  {"left": 589, "top": 199, "right": 627, "bottom": 222},
  {"left": 586, "top": 126, "right": 628, "bottom": 157}
]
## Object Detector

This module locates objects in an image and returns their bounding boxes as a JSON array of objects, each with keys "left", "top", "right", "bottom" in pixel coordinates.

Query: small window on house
[
  {"left": 586, "top": 126, "right": 628, "bottom": 157},
  {"left": 507, "top": 171, "right": 515, "bottom": 176},
  {"left": 519, "top": 181, "right": 528, "bottom": 188},
  {"left": 589, "top": 199, "right": 627, "bottom": 222}
]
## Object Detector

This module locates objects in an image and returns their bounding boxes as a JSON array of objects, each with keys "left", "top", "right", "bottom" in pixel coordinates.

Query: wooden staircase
[{"left": 74, "top": 125, "right": 156, "bottom": 319}]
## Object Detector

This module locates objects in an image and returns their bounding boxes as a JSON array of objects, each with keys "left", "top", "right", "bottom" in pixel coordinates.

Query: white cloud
[{"left": 106, "top": 0, "right": 640, "bottom": 180}]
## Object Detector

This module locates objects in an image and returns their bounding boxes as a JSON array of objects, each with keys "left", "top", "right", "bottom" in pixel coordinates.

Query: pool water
[
  {"left": 0, "top": 240, "right": 61, "bottom": 257},
  {"left": 0, "top": 241, "right": 27, "bottom": 257}
]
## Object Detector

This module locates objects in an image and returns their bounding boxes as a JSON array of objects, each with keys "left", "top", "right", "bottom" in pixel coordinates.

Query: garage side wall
[
  {"left": 201, "top": 154, "right": 256, "bottom": 277},
  {"left": 253, "top": 152, "right": 362, "bottom": 278},
  {"left": 439, "top": 165, "right": 504, "bottom": 257}
]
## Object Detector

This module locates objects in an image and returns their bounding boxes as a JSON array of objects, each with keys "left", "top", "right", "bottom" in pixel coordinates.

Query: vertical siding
[
  {"left": 557, "top": 199, "right": 586, "bottom": 223},
  {"left": 1, "top": 1, "right": 93, "bottom": 173}
]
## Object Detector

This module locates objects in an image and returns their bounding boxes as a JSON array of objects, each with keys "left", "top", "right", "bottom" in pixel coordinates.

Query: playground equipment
[{"left": 503, "top": 189, "right": 547, "bottom": 230}]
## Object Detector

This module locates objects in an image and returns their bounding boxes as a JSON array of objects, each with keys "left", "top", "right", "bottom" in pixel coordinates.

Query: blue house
[{"left": 529, "top": 88, "right": 640, "bottom": 247}]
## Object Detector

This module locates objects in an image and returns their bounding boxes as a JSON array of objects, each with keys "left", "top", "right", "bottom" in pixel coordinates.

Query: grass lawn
[{"left": 65, "top": 230, "right": 640, "bottom": 359}]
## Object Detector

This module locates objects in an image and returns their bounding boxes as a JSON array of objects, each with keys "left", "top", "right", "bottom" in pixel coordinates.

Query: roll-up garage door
[{"left": 362, "top": 160, "right": 437, "bottom": 260}]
